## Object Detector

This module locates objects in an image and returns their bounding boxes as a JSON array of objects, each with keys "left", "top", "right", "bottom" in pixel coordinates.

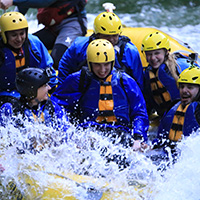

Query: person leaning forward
[
  {"left": 142, "top": 31, "right": 199, "bottom": 118},
  {"left": 0, "top": 67, "right": 67, "bottom": 129},
  {"left": 0, "top": 0, "right": 88, "bottom": 70},
  {"left": 51, "top": 39, "right": 149, "bottom": 151},
  {"left": 0, "top": 12, "right": 58, "bottom": 107},
  {"left": 58, "top": 11, "right": 144, "bottom": 91},
  {"left": 152, "top": 66, "right": 200, "bottom": 160}
]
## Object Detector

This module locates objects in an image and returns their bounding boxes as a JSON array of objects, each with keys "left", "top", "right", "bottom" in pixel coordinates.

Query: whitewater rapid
[
  {"left": 0, "top": 10, "right": 199, "bottom": 200},
  {"left": 1, "top": 115, "right": 200, "bottom": 199}
]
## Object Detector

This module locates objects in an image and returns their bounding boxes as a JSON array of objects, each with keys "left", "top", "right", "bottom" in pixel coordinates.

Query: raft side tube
[{"left": 86, "top": 27, "right": 198, "bottom": 67}]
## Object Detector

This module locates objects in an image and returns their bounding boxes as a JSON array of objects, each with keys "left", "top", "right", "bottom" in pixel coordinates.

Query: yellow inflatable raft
[
  {"left": 86, "top": 27, "right": 198, "bottom": 67},
  {"left": 2, "top": 168, "right": 151, "bottom": 200}
]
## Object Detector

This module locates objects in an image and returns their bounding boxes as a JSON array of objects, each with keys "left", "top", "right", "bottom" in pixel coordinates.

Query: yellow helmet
[
  {"left": 0, "top": 11, "right": 28, "bottom": 44},
  {"left": 141, "top": 31, "right": 171, "bottom": 52},
  {"left": 93, "top": 12, "right": 122, "bottom": 35},
  {"left": 177, "top": 66, "right": 200, "bottom": 86},
  {"left": 87, "top": 39, "right": 115, "bottom": 71}
]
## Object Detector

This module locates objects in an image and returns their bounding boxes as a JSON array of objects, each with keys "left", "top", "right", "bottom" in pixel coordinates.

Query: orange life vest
[
  {"left": 96, "top": 75, "right": 117, "bottom": 123},
  {"left": 12, "top": 48, "right": 25, "bottom": 70},
  {"left": 169, "top": 103, "right": 190, "bottom": 141},
  {"left": 32, "top": 112, "right": 45, "bottom": 123},
  {"left": 149, "top": 70, "right": 171, "bottom": 108}
]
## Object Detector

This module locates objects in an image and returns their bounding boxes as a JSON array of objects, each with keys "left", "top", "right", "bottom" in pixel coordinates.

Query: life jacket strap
[{"left": 169, "top": 103, "right": 190, "bottom": 141}]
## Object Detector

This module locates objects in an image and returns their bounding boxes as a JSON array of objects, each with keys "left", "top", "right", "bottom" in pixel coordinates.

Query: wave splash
[{"left": 0, "top": 116, "right": 199, "bottom": 199}]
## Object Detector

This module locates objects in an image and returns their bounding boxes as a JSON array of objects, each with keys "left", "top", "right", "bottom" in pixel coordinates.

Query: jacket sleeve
[
  {"left": 51, "top": 71, "right": 82, "bottom": 113},
  {"left": 123, "top": 42, "right": 144, "bottom": 91},
  {"left": 122, "top": 73, "right": 149, "bottom": 141},
  {"left": 58, "top": 37, "right": 88, "bottom": 85},
  {"left": 13, "top": 0, "right": 57, "bottom": 14},
  {"left": 28, "top": 34, "right": 58, "bottom": 88}
]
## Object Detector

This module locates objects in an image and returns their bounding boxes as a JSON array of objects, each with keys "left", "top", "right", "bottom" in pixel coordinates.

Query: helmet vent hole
[
  {"left": 101, "top": 26, "right": 106, "bottom": 31},
  {"left": 39, "top": 75, "right": 42, "bottom": 78},
  {"left": 103, "top": 14, "right": 106, "bottom": 17},
  {"left": 109, "top": 16, "right": 112, "bottom": 20},
  {"left": 97, "top": 52, "right": 100, "bottom": 56},
  {"left": 156, "top": 41, "right": 161, "bottom": 46},
  {"left": 149, "top": 34, "right": 153, "bottom": 37},
  {"left": 192, "top": 77, "right": 198, "bottom": 81},
  {"left": 104, "top": 52, "right": 108, "bottom": 61},
  {"left": 19, "top": 18, "right": 22, "bottom": 22},
  {"left": 12, "top": 20, "right": 16, "bottom": 23},
  {"left": 118, "top": 25, "right": 121, "bottom": 30}
]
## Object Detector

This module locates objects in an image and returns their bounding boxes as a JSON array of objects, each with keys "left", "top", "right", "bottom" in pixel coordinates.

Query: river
[
  {"left": 0, "top": 1, "right": 200, "bottom": 199},
  {"left": 24, "top": 0, "right": 200, "bottom": 53}
]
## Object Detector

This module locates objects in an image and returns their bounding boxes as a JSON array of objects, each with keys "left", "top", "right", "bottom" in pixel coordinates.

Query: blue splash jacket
[{"left": 52, "top": 68, "right": 149, "bottom": 141}]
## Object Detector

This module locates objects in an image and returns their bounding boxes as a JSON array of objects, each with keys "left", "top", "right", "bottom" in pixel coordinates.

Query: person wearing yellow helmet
[
  {"left": 58, "top": 11, "right": 144, "bottom": 91},
  {"left": 51, "top": 39, "right": 149, "bottom": 154},
  {"left": 142, "top": 31, "right": 199, "bottom": 118},
  {"left": 177, "top": 66, "right": 200, "bottom": 106},
  {"left": 93, "top": 11, "right": 122, "bottom": 46},
  {"left": 86, "top": 39, "right": 115, "bottom": 79},
  {"left": 151, "top": 66, "right": 200, "bottom": 161},
  {"left": 0, "top": 11, "right": 58, "bottom": 108},
  {"left": 0, "top": 0, "right": 88, "bottom": 70}
]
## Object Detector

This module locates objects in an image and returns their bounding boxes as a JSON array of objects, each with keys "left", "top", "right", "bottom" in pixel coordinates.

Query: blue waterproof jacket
[
  {"left": 52, "top": 68, "right": 149, "bottom": 141},
  {"left": 58, "top": 36, "right": 144, "bottom": 90},
  {"left": 0, "top": 99, "right": 68, "bottom": 130},
  {"left": 157, "top": 101, "right": 200, "bottom": 139},
  {"left": 0, "top": 34, "right": 57, "bottom": 98},
  {"left": 143, "top": 55, "right": 194, "bottom": 116}
]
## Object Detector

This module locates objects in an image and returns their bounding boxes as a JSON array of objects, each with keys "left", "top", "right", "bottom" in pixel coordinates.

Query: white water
[
  {"left": 0, "top": 12, "right": 200, "bottom": 200},
  {"left": 0, "top": 119, "right": 159, "bottom": 199},
  {"left": 1, "top": 114, "right": 200, "bottom": 199}
]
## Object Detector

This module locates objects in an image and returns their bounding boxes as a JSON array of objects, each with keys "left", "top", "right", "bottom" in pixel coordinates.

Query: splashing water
[
  {"left": 154, "top": 130, "right": 200, "bottom": 200},
  {"left": 1, "top": 3, "right": 200, "bottom": 198},
  {"left": 0, "top": 113, "right": 200, "bottom": 199},
  {"left": 0, "top": 116, "right": 158, "bottom": 199}
]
